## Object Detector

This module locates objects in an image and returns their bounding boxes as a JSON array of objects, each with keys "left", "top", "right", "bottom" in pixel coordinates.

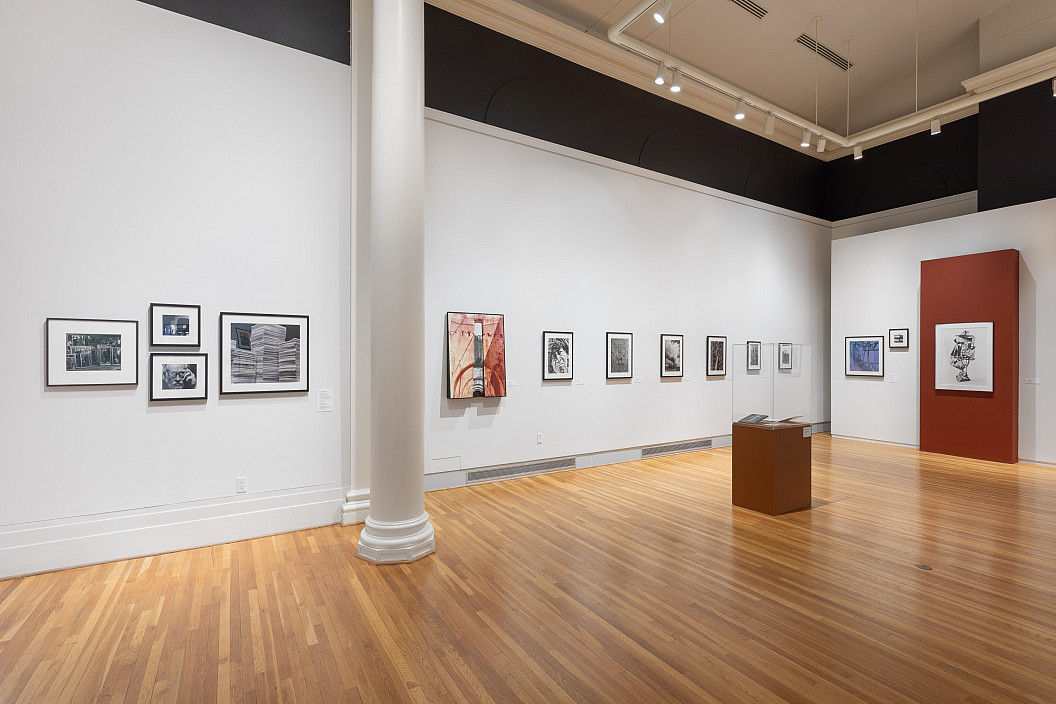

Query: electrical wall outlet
[{"left": 236, "top": 476, "right": 247, "bottom": 494}]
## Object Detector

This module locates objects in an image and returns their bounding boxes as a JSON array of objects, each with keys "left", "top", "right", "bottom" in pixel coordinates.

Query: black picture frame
[
  {"left": 706, "top": 336, "right": 727, "bottom": 376},
  {"left": 746, "top": 340, "right": 762, "bottom": 371},
  {"left": 778, "top": 342, "right": 793, "bottom": 370},
  {"left": 46, "top": 318, "right": 139, "bottom": 387},
  {"left": 606, "top": 332, "right": 633, "bottom": 379},
  {"left": 542, "top": 331, "right": 573, "bottom": 381},
  {"left": 219, "top": 312, "right": 309, "bottom": 394},
  {"left": 889, "top": 328, "right": 910, "bottom": 349},
  {"left": 149, "top": 303, "right": 201, "bottom": 347},
  {"left": 150, "top": 352, "right": 208, "bottom": 401},
  {"left": 660, "top": 333, "right": 683, "bottom": 378}
]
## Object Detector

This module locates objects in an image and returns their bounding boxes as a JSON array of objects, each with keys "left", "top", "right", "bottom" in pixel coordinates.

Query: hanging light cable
[{"left": 845, "top": 36, "right": 853, "bottom": 138}]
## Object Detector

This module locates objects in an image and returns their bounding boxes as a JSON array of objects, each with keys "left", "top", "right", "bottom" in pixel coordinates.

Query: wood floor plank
[{"left": 2, "top": 435, "right": 1056, "bottom": 702}]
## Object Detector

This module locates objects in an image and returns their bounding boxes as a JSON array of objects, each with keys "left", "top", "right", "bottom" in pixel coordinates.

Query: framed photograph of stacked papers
[{"left": 219, "top": 312, "right": 309, "bottom": 395}]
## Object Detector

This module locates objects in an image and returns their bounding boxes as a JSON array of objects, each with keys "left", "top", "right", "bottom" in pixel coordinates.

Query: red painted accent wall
[{"left": 920, "top": 249, "right": 1019, "bottom": 463}]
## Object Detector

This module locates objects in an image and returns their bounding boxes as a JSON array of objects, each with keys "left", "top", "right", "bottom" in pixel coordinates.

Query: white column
[
  {"left": 357, "top": 0, "right": 435, "bottom": 563},
  {"left": 343, "top": 0, "right": 373, "bottom": 526}
]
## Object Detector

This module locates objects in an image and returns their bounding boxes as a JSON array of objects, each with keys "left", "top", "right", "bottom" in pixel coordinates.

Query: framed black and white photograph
[
  {"left": 889, "top": 328, "right": 910, "bottom": 349},
  {"left": 660, "top": 334, "right": 683, "bottom": 378},
  {"left": 746, "top": 341, "right": 762, "bottom": 371},
  {"left": 46, "top": 318, "right": 138, "bottom": 387},
  {"left": 542, "top": 331, "right": 573, "bottom": 381},
  {"left": 845, "top": 336, "right": 884, "bottom": 377},
  {"left": 935, "top": 322, "right": 993, "bottom": 392},
  {"left": 706, "top": 336, "right": 727, "bottom": 376},
  {"left": 150, "top": 353, "right": 207, "bottom": 401},
  {"left": 219, "top": 312, "right": 309, "bottom": 394},
  {"left": 778, "top": 342, "right": 793, "bottom": 370},
  {"left": 606, "top": 332, "right": 633, "bottom": 379},
  {"left": 149, "top": 303, "right": 201, "bottom": 347}
]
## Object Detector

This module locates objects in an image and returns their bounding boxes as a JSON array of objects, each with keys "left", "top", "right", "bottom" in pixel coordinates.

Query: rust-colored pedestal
[{"left": 732, "top": 422, "right": 812, "bottom": 515}]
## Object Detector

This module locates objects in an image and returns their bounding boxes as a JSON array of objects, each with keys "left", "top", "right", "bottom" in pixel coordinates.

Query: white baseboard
[
  {"left": 342, "top": 488, "right": 370, "bottom": 525},
  {"left": 0, "top": 485, "right": 345, "bottom": 580}
]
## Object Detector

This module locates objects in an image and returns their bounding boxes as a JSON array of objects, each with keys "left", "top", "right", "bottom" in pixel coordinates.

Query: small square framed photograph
[
  {"left": 746, "top": 341, "right": 762, "bottom": 371},
  {"left": 660, "top": 334, "right": 683, "bottom": 378},
  {"left": 150, "top": 303, "right": 201, "bottom": 347},
  {"left": 606, "top": 332, "right": 633, "bottom": 379},
  {"left": 778, "top": 342, "right": 793, "bottom": 370},
  {"left": 150, "top": 353, "right": 208, "bottom": 401},
  {"left": 845, "top": 336, "right": 884, "bottom": 377},
  {"left": 542, "top": 331, "right": 573, "bottom": 380},
  {"left": 220, "top": 312, "right": 309, "bottom": 394},
  {"left": 889, "top": 328, "right": 910, "bottom": 349},
  {"left": 46, "top": 318, "right": 138, "bottom": 387},
  {"left": 706, "top": 336, "right": 727, "bottom": 376}
]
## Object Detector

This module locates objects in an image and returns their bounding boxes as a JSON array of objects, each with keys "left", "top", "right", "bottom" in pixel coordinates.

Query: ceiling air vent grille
[
  {"left": 729, "top": 0, "right": 768, "bottom": 19},
  {"left": 796, "top": 34, "right": 853, "bottom": 71}
]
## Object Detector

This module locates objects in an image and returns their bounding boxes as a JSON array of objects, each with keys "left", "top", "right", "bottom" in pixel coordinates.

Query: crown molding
[
  {"left": 427, "top": 0, "right": 818, "bottom": 156},
  {"left": 962, "top": 46, "right": 1056, "bottom": 94}
]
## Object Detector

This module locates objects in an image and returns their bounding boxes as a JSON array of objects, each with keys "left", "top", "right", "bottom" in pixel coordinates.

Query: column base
[{"left": 357, "top": 511, "right": 435, "bottom": 564}]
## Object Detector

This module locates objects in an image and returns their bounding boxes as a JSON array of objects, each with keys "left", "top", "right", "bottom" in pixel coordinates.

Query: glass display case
[{"left": 731, "top": 343, "right": 812, "bottom": 426}]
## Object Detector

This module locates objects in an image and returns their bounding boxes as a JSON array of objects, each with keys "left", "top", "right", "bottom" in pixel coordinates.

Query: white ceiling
[{"left": 512, "top": 0, "right": 1015, "bottom": 134}]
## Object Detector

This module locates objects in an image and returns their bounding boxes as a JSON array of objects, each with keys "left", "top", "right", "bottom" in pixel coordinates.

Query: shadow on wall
[
  {"left": 855, "top": 163, "right": 950, "bottom": 216},
  {"left": 1020, "top": 253, "right": 1037, "bottom": 461}
]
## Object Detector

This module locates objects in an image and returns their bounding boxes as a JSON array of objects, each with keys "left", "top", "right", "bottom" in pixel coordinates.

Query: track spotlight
[
  {"left": 764, "top": 114, "right": 775, "bottom": 135},
  {"left": 853, "top": 145, "right": 863, "bottom": 160},
  {"left": 734, "top": 99, "right": 746, "bottom": 120},
  {"left": 930, "top": 118, "right": 941, "bottom": 135},
  {"left": 670, "top": 70, "right": 682, "bottom": 93},
  {"left": 1052, "top": 77, "right": 1055, "bottom": 96},
  {"left": 801, "top": 129, "right": 811, "bottom": 148},
  {"left": 654, "top": 62, "right": 666, "bottom": 86},
  {"left": 653, "top": 0, "right": 671, "bottom": 24},
  {"left": 816, "top": 138, "right": 827, "bottom": 153}
]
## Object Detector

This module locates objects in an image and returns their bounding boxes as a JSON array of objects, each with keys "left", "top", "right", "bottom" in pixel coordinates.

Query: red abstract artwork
[{"left": 447, "top": 312, "right": 506, "bottom": 398}]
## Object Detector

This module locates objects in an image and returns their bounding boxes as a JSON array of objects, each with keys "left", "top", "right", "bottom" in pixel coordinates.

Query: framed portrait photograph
[
  {"left": 935, "top": 322, "right": 993, "bottom": 392},
  {"left": 219, "top": 312, "right": 308, "bottom": 394},
  {"left": 706, "top": 336, "right": 727, "bottom": 376},
  {"left": 150, "top": 353, "right": 207, "bottom": 401},
  {"left": 660, "top": 334, "right": 683, "bottom": 378},
  {"left": 606, "top": 332, "right": 633, "bottom": 379},
  {"left": 845, "top": 336, "right": 884, "bottom": 377},
  {"left": 447, "top": 312, "right": 506, "bottom": 398},
  {"left": 149, "top": 303, "right": 201, "bottom": 347},
  {"left": 46, "top": 318, "right": 138, "bottom": 387},
  {"left": 746, "top": 341, "right": 762, "bottom": 371},
  {"left": 778, "top": 342, "right": 793, "bottom": 370},
  {"left": 889, "top": 328, "right": 910, "bottom": 349},
  {"left": 542, "top": 331, "right": 573, "bottom": 381}
]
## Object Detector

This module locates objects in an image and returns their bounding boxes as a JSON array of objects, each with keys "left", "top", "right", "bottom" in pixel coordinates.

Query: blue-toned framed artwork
[{"left": 845, "top": 336, "right": 884, "bottom": 377}]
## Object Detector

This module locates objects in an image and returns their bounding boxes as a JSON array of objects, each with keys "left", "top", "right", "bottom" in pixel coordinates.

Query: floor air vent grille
[
  {"left": 730, "top": 0, "right": 768, "bottom": 19},
  {"left": 796, "top": 34, "right": 853, "bottom": 71},
  {"left": 467, "top": 457, "right": 577, "bottom": 483},
  {"left": 641, "top": 438, "right": 713, "bottom": 458}
]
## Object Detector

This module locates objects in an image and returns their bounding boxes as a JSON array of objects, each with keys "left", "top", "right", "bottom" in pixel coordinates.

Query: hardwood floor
[{"left": 2, "top": 434, "right": 1055, "bottom": 703}]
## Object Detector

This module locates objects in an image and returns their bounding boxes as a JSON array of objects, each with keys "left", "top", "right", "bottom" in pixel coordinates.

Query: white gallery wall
[
  {"left": 831, "top": 197, "right": 1056, "bottom": 465},
  {"left": 0, "top": 0, "right": 351, "bottom": 578},
  {"left": 424, "top": 112, "right": 832, "bottom": 475}
]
